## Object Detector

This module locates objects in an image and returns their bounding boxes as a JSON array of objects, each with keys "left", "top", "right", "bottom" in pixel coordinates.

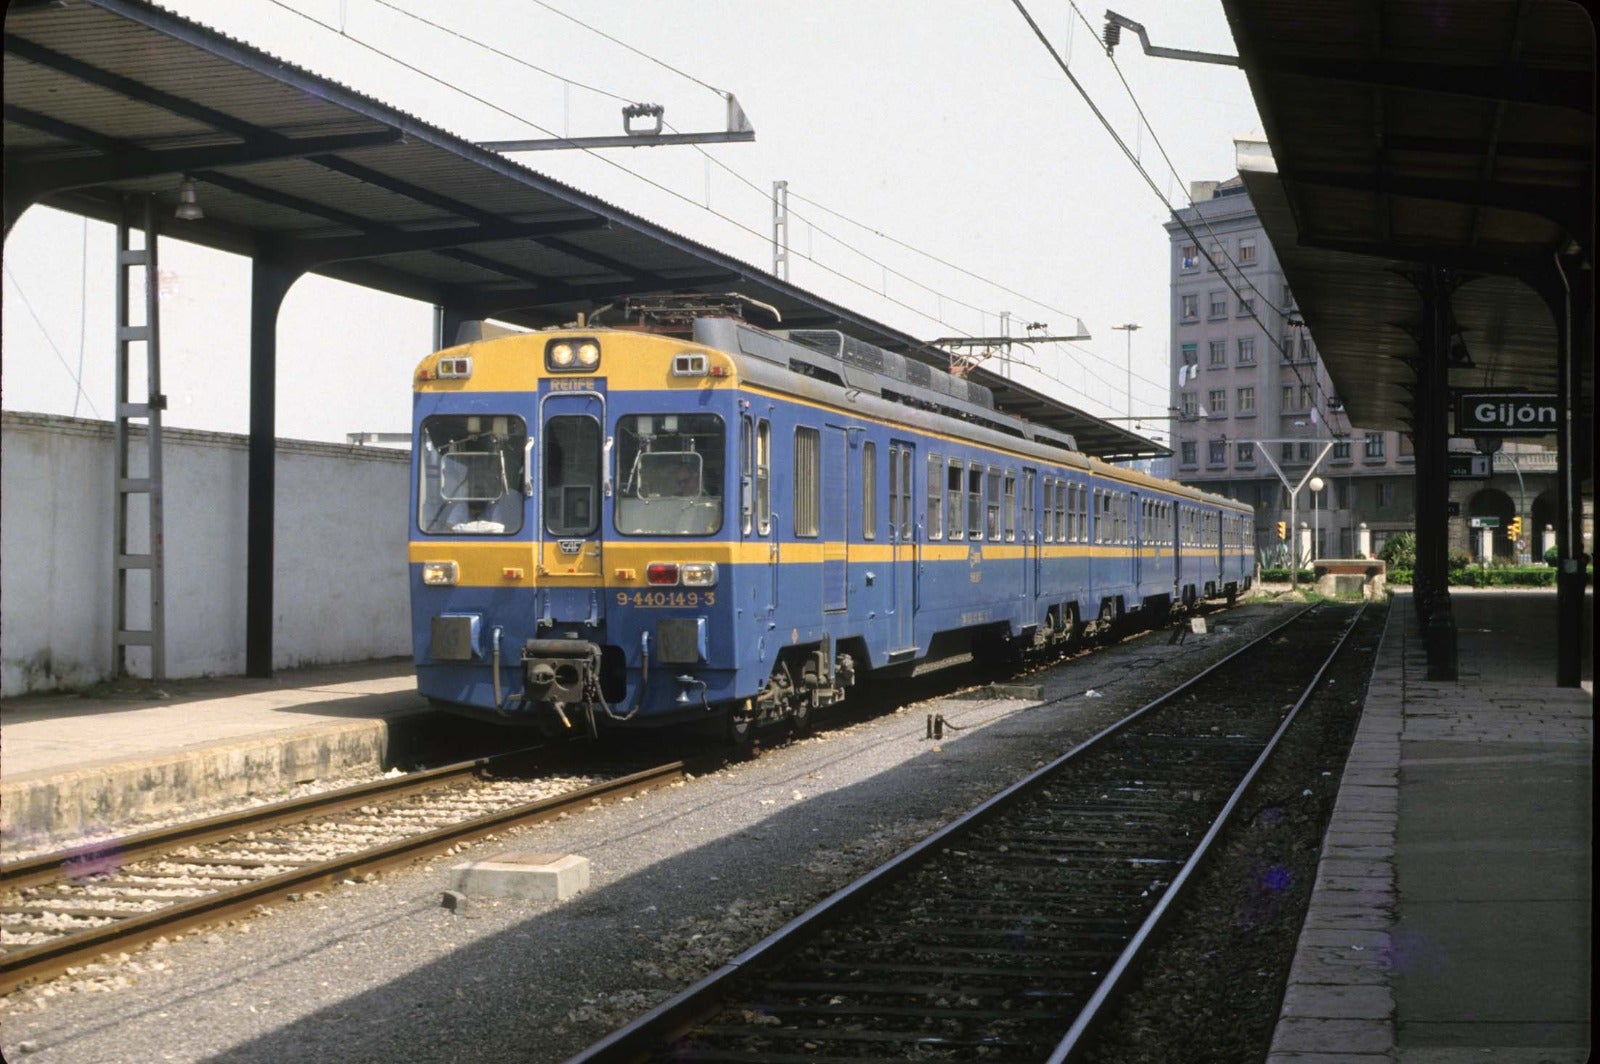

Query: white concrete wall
[{"left": 1, "top": 412, "right": 411, "bottom": 695}]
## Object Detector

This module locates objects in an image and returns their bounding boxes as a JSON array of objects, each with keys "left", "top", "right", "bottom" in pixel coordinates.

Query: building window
[
  {"left": 1280, "top": 335, "right": 1294, "bottom": 363},
  {"left": 1181, "top": 293, "right": 1198, "bottom": 320},
  {"left": 1299, "top": 333, "right": 1314, "bottom": 361},
  {"left": 1209, "top": 340, "right": 1227, "bottom": 366},
  {"left": 1237, "top": 337, "right": 1255, "bottom": 365},
  {"left": 1238, "top": 386, "right": 1256, "bottom": 412},
  {"left": 1180, "top": 342, "right": 1198, "bottom": 369},
  {"left": 1380, "top": 481, "right": 1395, "bottom": 506},
  {"left": 1180, "top": 441, "right": 1197, "bottom": 466},
  {"left": 1300, "top": 384, "right": 1314, "bottom": 409},
  {"left": 1208, "top": 243, "right": 1223, "bottom": 269},
  {"left": 1332, "top": 440, "right": 1351, "bottom": 461},
  {"left": 1398, "top": 434, "right": 1415, "bottom": 458},
  {"left": 1181, "top": 392, "right": 1198, "bottom": 418},
  {"left": 1238, "top": 238, "right": 1257, "bottom": 264},
  {"left": 1282, "top": 385, "right": 1296, "bottom": 410},
  {"left": 1283, "top": 284, "right": 1295, "bottom": 311},
  {"left": 1365, "top": 432, "right": 1386, "bottom": 459},
  {"left": 1237, "top": 296, "right": 1255, "bottom": 318},
  {"left": 1208, "top": 388, "right": 1226, "bottom": 415},
  {"left": 1181, "top": 244, "right": 1199, "bottom": 270},
  {"left": 1208, "top": 439, "right": 1227, "bottom": 465},
  {"left": 1237, "top": 441, "right": 1254, "bottom": 464},
  {"left": 1209, "top": 292, "right": 1227, "bottom": 319},
  {"left": 1298, "top": 442, "right": 1312, "bottom": 460},
  {"left": 1281, "top": 442, "right": 1294, "bottom": 462}
]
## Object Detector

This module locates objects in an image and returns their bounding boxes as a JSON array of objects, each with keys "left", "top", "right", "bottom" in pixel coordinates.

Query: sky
[{"left": 1, "top": 0, "right": 1263, "bottom": 445}]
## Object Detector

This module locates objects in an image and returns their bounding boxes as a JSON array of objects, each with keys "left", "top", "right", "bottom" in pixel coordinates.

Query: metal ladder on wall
[{"left": 112, "top": 195, "right": 167, "bottom": 680}]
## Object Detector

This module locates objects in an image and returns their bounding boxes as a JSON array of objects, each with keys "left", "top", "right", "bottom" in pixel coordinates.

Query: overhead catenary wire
[
  {"left": 5, "top": 262, "right": 102, "bottom": 419},
  {"left": 1021, "top": 0, "right": 1345, "bottom": 433}
]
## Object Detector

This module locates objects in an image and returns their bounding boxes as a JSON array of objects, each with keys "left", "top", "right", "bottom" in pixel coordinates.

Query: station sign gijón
[{"left": 1454, "top": 392, "right": 1559, "bottom": 435}]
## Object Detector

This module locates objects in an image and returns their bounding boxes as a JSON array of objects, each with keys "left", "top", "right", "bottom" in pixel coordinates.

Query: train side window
[
  {"left": 1041, "top": 477, "right": 1054, "bottom": 543},
  {"left": 1055, "top": 481, "right": 1067, "bottom": 543},
  {"left": 755, "top": 419, "right": 771, "bottom": 535},
  {"left": 1003, "top": 472, "right": 1016, "bottom": 542},
  {"left": 927, "top": 453, "right": 944, "bottom": 540},
  {"left": 1022, "top": 470, "right": 1036, "bottom": 541},
  {"left": 1062, "top": 481, "right": 1073, "bottom": 542},
  {"left": 740, "top": 415, "right": 753, "bottom": 535},
  {"left": 968, "top": 465, "right": 985, "bottom": 540},
  {"left": 985, "top": 466, "right": 1001, "bottom": 540},
  {"left": 899, "top": 446, "right": 913, "bottom": 540},
  {"left": 793, "top": 426, "right": 819, "bottom": 537},
  {"left": 862, "top": 441, "right": 877, "bottom": 540},
  {"left": 947, "top": 459, "right": 965, "bottom": 540}
]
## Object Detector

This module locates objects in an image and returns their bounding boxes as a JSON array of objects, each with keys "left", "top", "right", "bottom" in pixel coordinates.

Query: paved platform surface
[
  {"left": 1, "top": 660, "right": 432, "bottom": 850},
  {"left": 1269, "top": 589, "right": 1592, "bottom": 1064}
]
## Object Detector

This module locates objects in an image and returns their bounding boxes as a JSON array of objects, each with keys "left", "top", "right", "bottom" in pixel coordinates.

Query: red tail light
[{"left": 646, "top": 562, "right": 679, "bottom": 586}]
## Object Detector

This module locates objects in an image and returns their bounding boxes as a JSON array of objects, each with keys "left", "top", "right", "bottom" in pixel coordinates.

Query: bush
[
  {"left": 1447, "top": 549, "right": 1473, "bottom": 572},
  {"left": 1379, "top": 532, "right": 1416, "bottom": 569},
  {"left": 1259, "top": 568, "right": 1315, "bottom": 583},
  {"left": 1388, "top": 567, "right": 1413, "bottom": 585},
  {"left": 1544, "top": 546, "right": 1559, "bottom": 566}
]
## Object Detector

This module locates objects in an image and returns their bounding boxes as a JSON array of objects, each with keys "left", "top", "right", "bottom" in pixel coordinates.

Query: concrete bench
[{"left": 1313, "top": 558, "right": 1387, "bottom": 600}]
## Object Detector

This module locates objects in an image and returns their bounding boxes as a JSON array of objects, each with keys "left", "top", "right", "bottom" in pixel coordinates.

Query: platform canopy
[
  {"left": 1222, "top": 0, "right": 1593, "bottom": 433},
  {"left": 1, "top": 0, "right": 1160, "bottom": 459}
]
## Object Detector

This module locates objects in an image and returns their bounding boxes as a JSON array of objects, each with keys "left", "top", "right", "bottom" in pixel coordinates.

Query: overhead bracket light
[{"left": 175, "top": 175, "right": 203, "bottom": 221}]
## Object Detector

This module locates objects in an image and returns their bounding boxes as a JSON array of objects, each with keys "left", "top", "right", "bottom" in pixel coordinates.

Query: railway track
[
  {"left": 566, "top": 601, "right": 1365, "bottom": 1064},
  {"left": 0, "top": 753, "right": 683, "bottom": 994}
]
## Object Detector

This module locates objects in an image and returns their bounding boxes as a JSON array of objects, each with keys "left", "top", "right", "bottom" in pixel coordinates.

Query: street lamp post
[
  {"left": 1112, "top": 323, "right": 1140, "bottom": 423},
  {"left": 1309, "top": 475, "right": 1325, "bottom": 564}
]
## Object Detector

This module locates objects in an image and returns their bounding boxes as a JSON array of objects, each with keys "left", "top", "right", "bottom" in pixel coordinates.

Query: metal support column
[
  {"left": 771, "top": 180, "right": 789, "bottom": 281},
  {"left": 111, "top": 194, "right": 168, "bottom": 680},
  {"left": 245, "top": 257, "right": 301, "bottom": 678},
  {"left": 1419, "top": 266, "right": 1457, "bottom": 680},
  {"left": 1553, "top": 252, "right": 1590, "bottom": 687},
  {"left": 432, "top": 304, "right": 477, "bottom": 351}
]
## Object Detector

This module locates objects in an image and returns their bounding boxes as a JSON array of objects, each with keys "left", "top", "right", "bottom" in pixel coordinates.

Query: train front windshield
[
  {"left": 614, "top": 413, "right": 725, "bottom": 536},
  {"left": 417, "top": 414, "right": 528, "bottom": 535}
]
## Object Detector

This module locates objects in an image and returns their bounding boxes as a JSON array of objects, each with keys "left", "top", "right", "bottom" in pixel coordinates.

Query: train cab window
[
  {"left": 1003, "top": 472, "right": 1016, "bottom": 541},
  {"left": 947, "top": 460, "right": 965, "bottom": 539},
  {"left": 927, "top": 454, "right": 944, "bottom": 540},
  {"left": 543, "top": 414, "right": 603, "bottom": 537},
  {"left": 614, "top": 413, "right": 724, "bottom": 536},
  {"left": 793, "top": 426, "right": 820, "bottom": 537},
  {"left": 862, "top": 442, "right": 877, "bottom": 540},
  {"left": 968, "top": 466, "right": 985, "bottom": 540},
  {"left": 756, "top": 419, "right": 771, "bottom": 535},
  {"left": 418, "top": 414, "right": 528, "bottom": 535}
]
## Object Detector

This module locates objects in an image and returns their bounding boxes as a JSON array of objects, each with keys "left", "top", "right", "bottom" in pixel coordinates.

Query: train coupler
[{"left": 521, "top": 639, "right": 601, "bottom": 731}]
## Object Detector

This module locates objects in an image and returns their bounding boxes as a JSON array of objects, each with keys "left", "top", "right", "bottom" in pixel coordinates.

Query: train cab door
[
  {"left": 888, "top": 440, "right": 916, "bottom": 655},
  {"left": 536, "top": 389, "right": 606, "bottom": 622}
]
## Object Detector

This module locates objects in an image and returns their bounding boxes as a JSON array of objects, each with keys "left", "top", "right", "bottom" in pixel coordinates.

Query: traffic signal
[
  {"left": 1276, "top": 520, "right": 1287, "bottom": 541},
  {"left": 1507, "top": 516, "right": 1522, "bottom": 539}
]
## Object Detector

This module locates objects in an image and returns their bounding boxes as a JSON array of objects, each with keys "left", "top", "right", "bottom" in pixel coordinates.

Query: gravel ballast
[{"left": 0, "top": 600, "right": 1302, "bottom": 1063}]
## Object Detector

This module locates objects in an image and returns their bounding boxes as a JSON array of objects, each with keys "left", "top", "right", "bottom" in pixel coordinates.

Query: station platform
[
  {"left": 1, "top": 660, "right": 434, "bottom": 850},
  {"left": 1269, "top": 589, "right": 1593, "bottom": 1064}
]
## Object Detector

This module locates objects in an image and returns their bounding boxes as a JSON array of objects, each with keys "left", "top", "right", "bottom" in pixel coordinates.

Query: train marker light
[
  {"left": 436, "top": 356, "right": 473, "bottom": 379},
  {"left": 576, "top": 341, "right": 600, "bottom": 367},
  {"left": 646, "top": 562, "right": 680, "bottom": 585},
  {"left": 421, "top": 561, "right": 458, "bottom": 586},
  {"left": 680, "top": 562, "right": 718, "bottom": 587}
]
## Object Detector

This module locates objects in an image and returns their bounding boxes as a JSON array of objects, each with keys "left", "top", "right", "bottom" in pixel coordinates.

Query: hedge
[
  {"left": 1383, "top": 566, "right": 1572, "bottom": 588},
  {"left": 1259, "top": 568, "right": 1315, "bottom": 583}
]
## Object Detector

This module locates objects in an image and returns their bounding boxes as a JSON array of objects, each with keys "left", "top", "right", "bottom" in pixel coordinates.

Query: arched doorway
[{"left": 1467, "top": 488, "right": 1516, "bottom": 560}]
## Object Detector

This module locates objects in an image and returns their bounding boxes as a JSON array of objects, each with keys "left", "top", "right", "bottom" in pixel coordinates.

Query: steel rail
[
  {"left": 1045, "top": 601, "right": 1367, "bottom": 1062},
  {"left": 0, "top": 761, "right": 682, "bottom": 994},
  {"left": 0, "top": 744, "right": 555, "bottom": 893},
  {"left": 564, "top": 602, "right": 1331, "bottom": 1064}
]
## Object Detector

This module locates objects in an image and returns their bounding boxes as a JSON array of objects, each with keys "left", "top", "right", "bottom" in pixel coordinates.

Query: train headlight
[
  {"left": 546, "top": 337, "right": 600, "bottom": 372},
  {"left": 680, "top": 563, "right": 718, "bottom": 587},
  {"left": 421, "top": 561, "right": 458, "bottom": 586}
]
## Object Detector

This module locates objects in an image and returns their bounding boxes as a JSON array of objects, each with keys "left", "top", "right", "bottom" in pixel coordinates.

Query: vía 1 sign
[{"left": 1455, "top": 392, "right": 1559, "bottom": 435}]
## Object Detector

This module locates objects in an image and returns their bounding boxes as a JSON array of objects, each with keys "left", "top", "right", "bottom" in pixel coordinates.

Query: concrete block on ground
[{"left": 454, "top": 851, "right": 590, "bottom": 901}]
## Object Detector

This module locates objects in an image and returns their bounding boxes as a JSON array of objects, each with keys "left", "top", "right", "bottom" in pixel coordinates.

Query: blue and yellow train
[{"left": 410, "top": 309, "right": 1254, "bottom": 738}]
